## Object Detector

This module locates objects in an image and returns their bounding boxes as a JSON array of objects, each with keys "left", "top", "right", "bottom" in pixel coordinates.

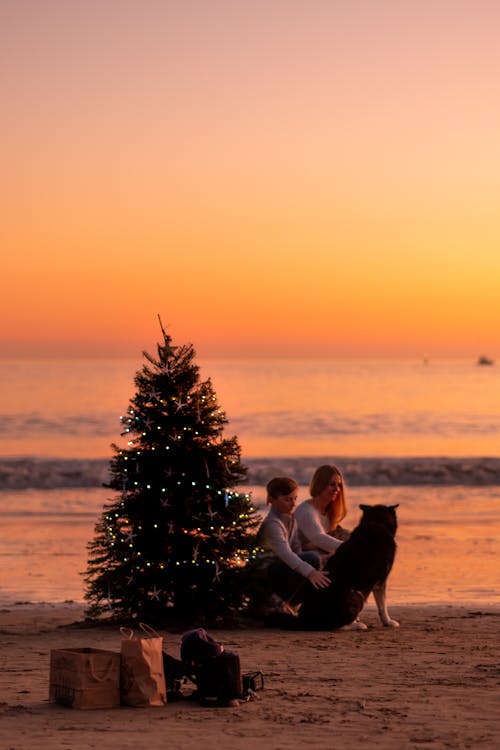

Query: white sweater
[
  {"left": 295, "top": 500, "right": 344, "bottom": 553},
  {"left": 256, "top": 507, "right": 316, "bottom": 578}
]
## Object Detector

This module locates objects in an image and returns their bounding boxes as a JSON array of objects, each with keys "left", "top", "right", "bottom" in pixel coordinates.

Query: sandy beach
[{"left": 1, "top": 602, "right": 499, "bottom": 750}]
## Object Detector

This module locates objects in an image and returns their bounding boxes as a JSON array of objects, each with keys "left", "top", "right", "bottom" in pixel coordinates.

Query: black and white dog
[{"left": 295, "top": 504, "right": 400, "bottom": 630}]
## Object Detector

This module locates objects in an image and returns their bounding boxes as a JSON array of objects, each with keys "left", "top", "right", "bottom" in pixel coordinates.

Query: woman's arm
[{"left": 296, "top": 503, "right": 343, "bottom": 553}]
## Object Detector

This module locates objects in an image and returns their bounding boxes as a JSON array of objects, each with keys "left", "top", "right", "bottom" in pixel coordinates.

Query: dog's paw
[
  {"left": 382, "top": 618, "right": 400, "bottom": 628},
  {"left": 339, "top": 620, "right": 368, "bottom": 631}
]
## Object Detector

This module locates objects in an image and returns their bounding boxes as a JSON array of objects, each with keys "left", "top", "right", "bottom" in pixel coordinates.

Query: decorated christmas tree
[{"left": 84, "top": 319, "right": 260, "bottom": 623}]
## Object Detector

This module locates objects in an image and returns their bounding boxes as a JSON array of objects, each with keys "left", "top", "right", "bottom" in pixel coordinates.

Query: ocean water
[
  {"left": 0, "top": 356, "right": 499, "bottom": 607},
  {"left": 2, "top": 356, "right": 500, "bottom": 461}
]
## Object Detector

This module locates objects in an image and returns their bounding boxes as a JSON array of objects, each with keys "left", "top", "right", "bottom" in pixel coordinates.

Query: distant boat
[{"left": 477, "top": 355, "right": 494, "bottom": 366}]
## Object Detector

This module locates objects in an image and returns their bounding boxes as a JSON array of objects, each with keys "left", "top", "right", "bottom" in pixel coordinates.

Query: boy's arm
[{"left": 265, "top": 518, "right": 315, "bottom": 578}]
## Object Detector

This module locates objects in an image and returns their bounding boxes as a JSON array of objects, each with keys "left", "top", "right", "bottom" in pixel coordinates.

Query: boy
[{"left": 256, "top": 477, "right": 330, "bottom": 613}]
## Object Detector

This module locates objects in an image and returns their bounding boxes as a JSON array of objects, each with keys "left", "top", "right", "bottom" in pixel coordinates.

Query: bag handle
[
  {"left": 119, "top": 623, "right": 162, "bottom": 640},
  {"left": 88, "top": 654, "right": 117, "bottom": 683},
  {"left": 139, "top": 622, "right": 162, "bottom": 639},
  {"left": 120, "top": 627, "right": 135, "bottom": 640}
]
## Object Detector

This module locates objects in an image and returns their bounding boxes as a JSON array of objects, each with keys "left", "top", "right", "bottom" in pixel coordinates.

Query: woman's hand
[{"left": 308, "top": 569, "right": 330, "bottom": 589}]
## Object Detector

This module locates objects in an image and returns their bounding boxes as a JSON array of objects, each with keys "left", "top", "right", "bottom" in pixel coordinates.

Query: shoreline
[
  {"left": 1, "top": 603, "right": 499, "bottom": 749},
  {"left": 2, "top": 598, "right": 500, "bottom": 629}
]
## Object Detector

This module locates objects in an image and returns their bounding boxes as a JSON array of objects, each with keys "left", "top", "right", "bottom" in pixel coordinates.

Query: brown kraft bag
[{"left": 120, "top": 623, "right": 167, "bottom": 706}]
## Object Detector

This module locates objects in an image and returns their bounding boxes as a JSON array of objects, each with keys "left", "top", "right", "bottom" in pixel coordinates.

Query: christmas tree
[{"left": 84, "top": 319, "right": 260, "bottom": 624}]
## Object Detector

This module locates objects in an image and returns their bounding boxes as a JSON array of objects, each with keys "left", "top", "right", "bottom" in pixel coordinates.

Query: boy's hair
[{"left": 266, "top": 476, "right": 298, "bottom": 503}]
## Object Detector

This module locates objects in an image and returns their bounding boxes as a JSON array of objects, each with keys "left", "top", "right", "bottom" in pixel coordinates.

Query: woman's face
[{"left": 318, "top": 474, "right": 342, "bottom": 508}]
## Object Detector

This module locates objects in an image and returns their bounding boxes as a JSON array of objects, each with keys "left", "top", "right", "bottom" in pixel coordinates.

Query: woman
[
  {"left": 295, "top": 464, "right": 350, "bottom": 558},
  {"left": 255, "top": 476, "right": 330, "bottom": 613}
]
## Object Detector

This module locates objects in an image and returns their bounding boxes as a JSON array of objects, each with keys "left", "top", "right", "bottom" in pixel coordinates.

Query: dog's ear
[
  {"left": 389, "top": 504, "right": 399, "bottom": 510},
  {"left": 359, "top": 504, "right": 369, "bottom": 511}
]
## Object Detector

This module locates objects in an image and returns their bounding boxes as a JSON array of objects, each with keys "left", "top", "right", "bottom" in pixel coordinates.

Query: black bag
[
  {"left": 196, "top": 650, "right": 243, "bottom": 707},
  {"left": 179, "top": 629, "right": 243, "bottom": 706}
]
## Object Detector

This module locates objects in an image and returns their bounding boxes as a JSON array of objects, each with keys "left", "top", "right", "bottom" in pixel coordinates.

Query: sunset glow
[{"left": 3, "top": 0, "right": 500, "bottom": 358}]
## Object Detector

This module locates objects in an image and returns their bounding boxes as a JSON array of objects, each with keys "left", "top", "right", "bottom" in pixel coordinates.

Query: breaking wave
[{"left": 1, "top": 456, "right": 500, "bottom": 490}]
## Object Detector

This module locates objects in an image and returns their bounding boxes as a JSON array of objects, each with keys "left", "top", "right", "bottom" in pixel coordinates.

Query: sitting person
[
  {"left": 295, "top": 464, "right": 350, "bottom": 561},
  {"left": 256, "top": 476, "right": 330, "bottom": 614}
]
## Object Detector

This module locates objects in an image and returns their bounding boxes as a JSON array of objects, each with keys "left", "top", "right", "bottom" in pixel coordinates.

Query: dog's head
[{"left": 358, "top": 504, "right": 399, "bottom": 536}]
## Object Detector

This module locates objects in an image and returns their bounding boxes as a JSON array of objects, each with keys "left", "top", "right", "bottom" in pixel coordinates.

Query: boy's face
[{"left": 271, "top": 490, "right": 298, "bottom": 516}]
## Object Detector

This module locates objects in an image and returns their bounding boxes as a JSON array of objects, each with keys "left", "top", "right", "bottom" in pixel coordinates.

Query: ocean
[{"left": 1, "top": 356, "right": 499, "bottom": 608}]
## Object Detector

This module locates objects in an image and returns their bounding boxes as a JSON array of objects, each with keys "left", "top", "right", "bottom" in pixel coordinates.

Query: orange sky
[{"left": 2, "top": 0, "right": 500, "bottom": 358}]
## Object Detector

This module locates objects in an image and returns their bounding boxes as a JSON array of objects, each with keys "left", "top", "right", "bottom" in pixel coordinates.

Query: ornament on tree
[
  {"left": 84, "top": 317, "right": 260, "bottom": 623},
  {"left": 148, "top": 586, "right": 162, "bottom": 601}
]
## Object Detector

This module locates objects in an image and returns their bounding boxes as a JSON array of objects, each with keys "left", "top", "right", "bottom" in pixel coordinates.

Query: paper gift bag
[
  {"left": 49, "top": 647, "right": 120, "bottom": 709},
  {"left": 120, "top": 623, "right": 167, "bottom": 706}
]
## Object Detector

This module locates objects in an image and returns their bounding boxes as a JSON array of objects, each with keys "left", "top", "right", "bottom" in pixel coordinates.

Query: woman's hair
[
  {"left": 309, "top": 464, "right": 347, "bottom": 529},
  {"left": 266, "top": 476, "right": 299, "bottom": 503}
]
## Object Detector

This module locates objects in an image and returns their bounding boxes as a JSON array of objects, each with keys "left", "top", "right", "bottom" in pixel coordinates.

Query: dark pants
[{"left": 268, "top": 551, "right": 321, "bottom": 604}]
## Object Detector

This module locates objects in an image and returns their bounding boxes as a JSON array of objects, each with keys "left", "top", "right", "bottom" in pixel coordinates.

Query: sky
[{"left": 2, "top": 0, "right": 500, "bottom": 359}]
